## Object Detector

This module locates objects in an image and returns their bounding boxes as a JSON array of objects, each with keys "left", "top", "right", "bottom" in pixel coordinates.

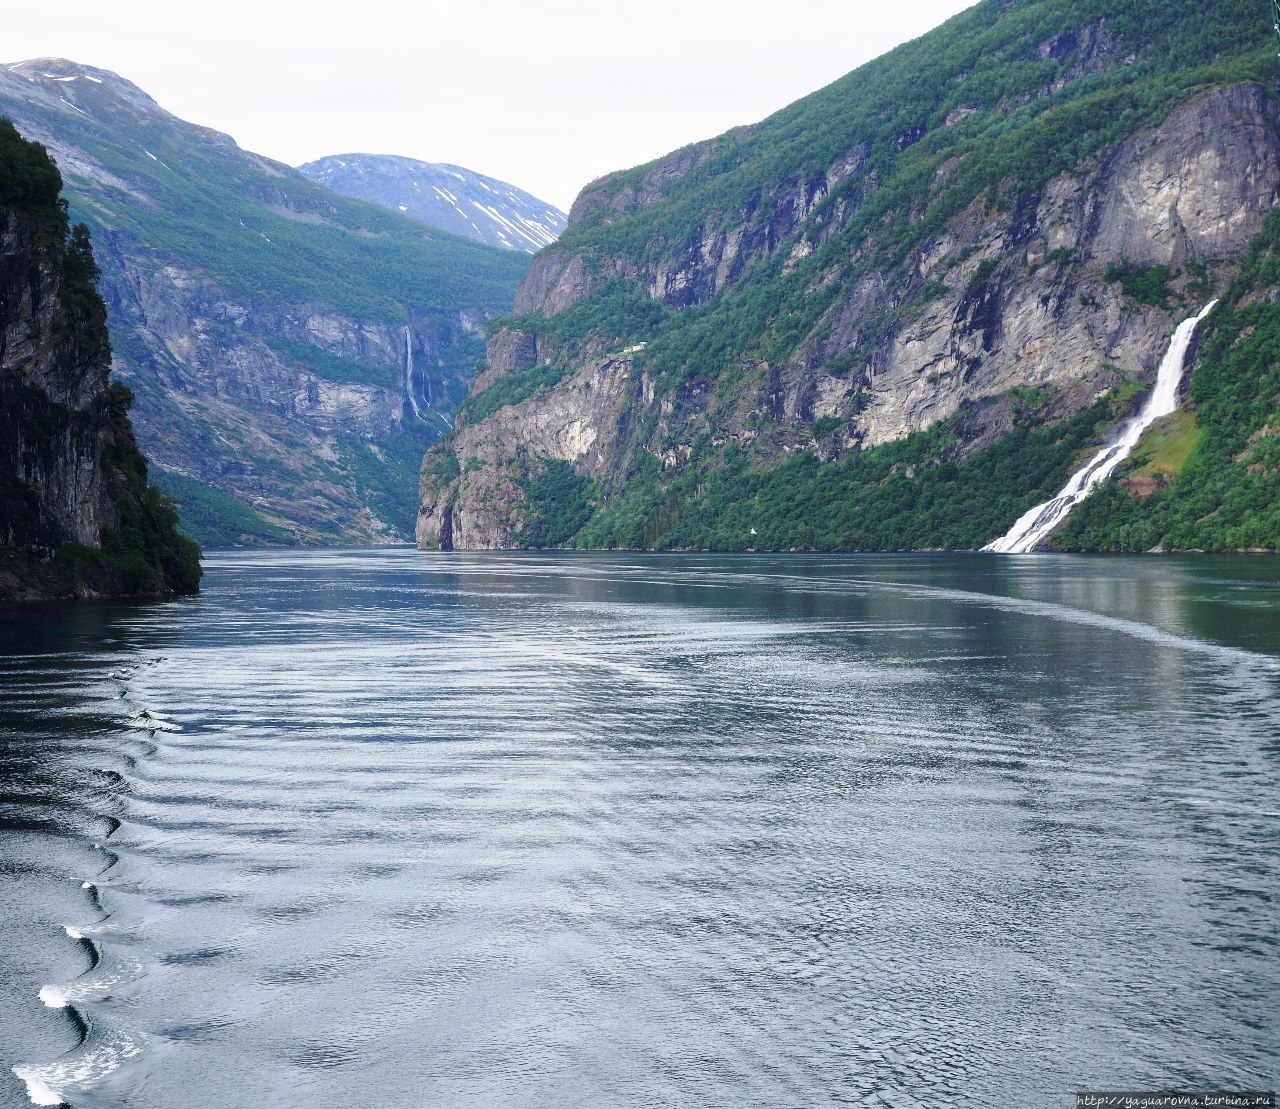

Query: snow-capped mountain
[{"left": 298, "top": 154, "right": 566, "bottom": 254}]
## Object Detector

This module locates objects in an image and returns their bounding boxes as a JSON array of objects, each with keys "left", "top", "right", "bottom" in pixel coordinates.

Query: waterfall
[
  {"left": 984, "top": 300, "right": 1218, "bottom": 554},
  {"left": 403, "top": 326, "right": 424, "bottom": 421}
]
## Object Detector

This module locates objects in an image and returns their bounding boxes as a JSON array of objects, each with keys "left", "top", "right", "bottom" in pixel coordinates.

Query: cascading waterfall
[
  {"left": 403, "top": 326, "right": 424, "bottom": 421},
  {"left": 984, "top": 299, "right": 1218, "bottom": 554}
]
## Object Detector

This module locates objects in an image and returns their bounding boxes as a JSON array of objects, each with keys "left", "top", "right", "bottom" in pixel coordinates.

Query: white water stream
[
  {"left": 984, "top": 300, "right": 1217, "bottom": 554},
  {"left": 403, "top": 326, "right": 424, "bottom": 421}
]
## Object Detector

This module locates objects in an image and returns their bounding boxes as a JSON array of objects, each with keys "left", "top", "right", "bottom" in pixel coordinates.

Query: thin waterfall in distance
[
  {"left": 984, "top": 300, "right": 1218, "bottom": 554},
  {"left": 403, "top": 326, "right": 424, "bottom": 421}
]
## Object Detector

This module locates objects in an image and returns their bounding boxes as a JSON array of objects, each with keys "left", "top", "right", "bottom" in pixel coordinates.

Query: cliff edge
[{"left": 0, "top": 118, "right": 200, "bottom": 600}]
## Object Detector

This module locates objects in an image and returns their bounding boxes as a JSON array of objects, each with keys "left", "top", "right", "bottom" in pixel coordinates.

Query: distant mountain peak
[
  {"left": 5, "top": 58, "right": 163, "bottom": 113},
  {"left": 298, "top": 154, "right": 566, "bottom": 254}
]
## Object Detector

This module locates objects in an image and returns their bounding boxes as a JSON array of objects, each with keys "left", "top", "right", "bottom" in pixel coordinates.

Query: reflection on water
[{"left": 1, "top": 551, "right": 1277, "bottom": 1109}]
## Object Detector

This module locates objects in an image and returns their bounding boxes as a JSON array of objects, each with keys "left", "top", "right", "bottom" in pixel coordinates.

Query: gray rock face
[
  {"left": 297, "top": 154, "right": 566, "bottom": 254},
  {"left": 846, "top": 84, "right": 1280, "bottom": 450},
  {"left": 419, "top": 83, "right": 1280, "bottom": 550},
  {"left": 519, "top": 138, "right": 872, "bottom": 319},
  {"left": 418, "top": 355, "right": 647, "bottom": 550},
  {"left": 1091, "top": 84, "right": 1280, "bottom": 265},
  {"left": 96, "top": 232, "right": 484, "bottom": 543}
]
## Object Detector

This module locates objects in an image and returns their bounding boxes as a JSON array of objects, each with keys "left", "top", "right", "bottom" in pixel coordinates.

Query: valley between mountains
[{"left": 0, "top": 59, "right": 538, "bottom": 547}]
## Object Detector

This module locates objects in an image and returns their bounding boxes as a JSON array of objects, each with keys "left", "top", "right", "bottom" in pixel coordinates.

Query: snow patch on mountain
[{"left": 298, "top": 154, "right": 566, "bottom": 254}]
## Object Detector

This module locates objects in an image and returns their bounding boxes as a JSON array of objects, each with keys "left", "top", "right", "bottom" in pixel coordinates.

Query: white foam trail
[
  {"left": 37, "top": 986, "right": 69, "bottom": 1009},
  {"left": 81, "top": 882, "right": 93, "bottom": 890},
  {"left": 13, "top": 1030, "right": 144, "bottom": 1107},
  {"left": 37, "top": 956, "right": 144, "bottom": 1010},
  {"left": 985, "top": 300, "right": 1218, "bottom": 553},
  {"left": 128, "top": 711, "right": 181, "bottom": 733},
  {"left": 11, "top": 1066, "right": 62, "bottom": 1106}
]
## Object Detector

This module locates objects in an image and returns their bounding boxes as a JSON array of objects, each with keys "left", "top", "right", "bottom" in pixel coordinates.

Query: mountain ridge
[{"left": 298, "top": 153, "right": 565, "bottom": 254}]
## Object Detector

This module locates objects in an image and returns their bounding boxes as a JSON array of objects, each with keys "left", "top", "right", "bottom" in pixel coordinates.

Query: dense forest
[{"left": 552, "top": 387, "right": 1140, "bottom": 551}]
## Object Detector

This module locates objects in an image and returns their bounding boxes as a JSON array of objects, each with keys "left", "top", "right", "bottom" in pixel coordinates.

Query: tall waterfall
[
  {"left": 984, "top": 300, "right": 1218, "bottom": 554},
  {"left": 403, "top": 326, "right": 424, "bottom": 421}
]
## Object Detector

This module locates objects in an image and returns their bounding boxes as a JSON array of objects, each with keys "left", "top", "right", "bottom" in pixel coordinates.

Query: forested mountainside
[
  {"left": 0, "top": 59, "right": 528, "bottom": 546},
  {"left": 419, "top": 0, "right": 1279, "bottom": 553},
  {"left": 0, "top": 120, "right": 199, "bottom": 600},
  {"left": 297, "top": 155, "right": 566, "bottom": 254}
]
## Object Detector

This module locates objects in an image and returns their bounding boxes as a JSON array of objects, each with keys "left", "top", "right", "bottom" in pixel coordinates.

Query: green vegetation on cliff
[
  {"left": 149, "top": 471, "right": 291, "bottom": 548},
  {"left": 519, "top": 461, "right": 595, "bottom": 548},
  {"left": 93, "top": 382, "right": 202, "bottom": 593},
  {"left": 0, "top": 118, "right": 63, "bottom": 210},
  {"left": 1055, "top": 213, "right": 1280, "bottom": 552},
  {"left": 539, "top": 0, "right": 1269, "bottom": 381},
  {"left": 573, "top": 388, "right": 1137, "bottom": 551}
]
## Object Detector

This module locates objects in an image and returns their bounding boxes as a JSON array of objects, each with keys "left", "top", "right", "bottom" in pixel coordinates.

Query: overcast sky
[{"left": 7, "top": 0, "right": 975, "bottom": 212}]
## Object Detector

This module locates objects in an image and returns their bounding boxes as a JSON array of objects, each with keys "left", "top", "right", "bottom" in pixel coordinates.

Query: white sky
[{"left": 6, "top": 0, "right": 975, "bottom": 212}]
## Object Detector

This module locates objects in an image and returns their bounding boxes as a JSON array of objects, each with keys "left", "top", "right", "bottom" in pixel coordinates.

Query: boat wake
[
  {"left": 11, "top": 654, "right": 169, "bottom": 1108},
  {"left": 12, "top": 1028, "right": 145, "bottom": 1107}
]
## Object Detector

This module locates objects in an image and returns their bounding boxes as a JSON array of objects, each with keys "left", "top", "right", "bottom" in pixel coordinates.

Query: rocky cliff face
[
  {"left": 0, "top": 59, "right": 527, "bottom": 546},
  {"left": 1, "top": 209, "right": 112, "bottom": 559},
  {"left": 297, "top": 155, "right": 566, "bottom": 254},
  {"left": 96, "top": 231, "right": 487, "bottom": 543},
  {"left": 0, "top": 120, "right": 200, "bottom": 599},
  {"left": 418, "top": 0, "right": 1280, "bottom": 552}
]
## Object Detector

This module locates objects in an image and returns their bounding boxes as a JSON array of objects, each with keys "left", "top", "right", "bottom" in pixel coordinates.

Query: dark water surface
[{"left": 1, "top": 551, "right": 1277, "bottom": 1108}]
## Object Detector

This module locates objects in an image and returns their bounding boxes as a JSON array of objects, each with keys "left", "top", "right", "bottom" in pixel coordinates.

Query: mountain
[
  {"left": 0, "top": 119, "right": 199, "bottom": 600},
  {"left": 297, "top": 155, "right": 566, "bottom": 254},
  {"left": 417, "top": 0, "right": 1279, "bottom": 553},
  {"left": 0, "top": 59, "right": 528, "bottom": 547}
]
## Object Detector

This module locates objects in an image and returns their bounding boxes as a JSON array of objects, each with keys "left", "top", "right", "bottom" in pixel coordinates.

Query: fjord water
[{"left": 2, "top": 551, "right": 1278, "bottom": 1108}]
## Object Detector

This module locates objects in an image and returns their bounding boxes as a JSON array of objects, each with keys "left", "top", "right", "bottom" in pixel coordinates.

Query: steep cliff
[
  {"left": 419, "top": 0, "right": 1278, "bottom": 552},
  {"left": 0, "top": 60, "right": 528, "bottom": 546},
  {"left": 0, "top": 119, "right": 200, "bottom": 600}
]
